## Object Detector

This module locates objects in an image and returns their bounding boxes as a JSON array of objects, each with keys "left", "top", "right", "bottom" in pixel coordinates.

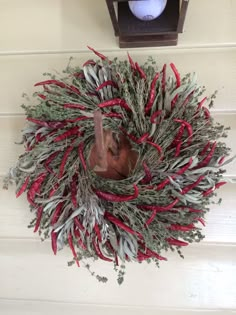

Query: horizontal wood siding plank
[
  {"left": 0, "top": 49, "right": 235, "bottom": 114},
  {"left": 1, "top": 299, "right": 235, "bottom": 315},
  {"left": 0, "top": 240, "right": 236, "bottom": 309},
  {"left": 0, "top": 0, "right": 235, "bottom": 54}
]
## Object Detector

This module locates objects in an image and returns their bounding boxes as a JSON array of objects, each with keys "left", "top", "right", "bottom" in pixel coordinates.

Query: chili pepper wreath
[{"left": 5, "top": 47, "right": 233, "bottom": 284}]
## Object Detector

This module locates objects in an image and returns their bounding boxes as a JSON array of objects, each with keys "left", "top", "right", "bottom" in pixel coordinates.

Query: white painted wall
[{"left": 0, "top": 0, "right": 236, "bottom": 314}]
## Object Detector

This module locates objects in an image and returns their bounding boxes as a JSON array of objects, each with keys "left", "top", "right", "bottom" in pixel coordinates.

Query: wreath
[{"left": 5, "top": 47, "right": 233, "bottom": 284}]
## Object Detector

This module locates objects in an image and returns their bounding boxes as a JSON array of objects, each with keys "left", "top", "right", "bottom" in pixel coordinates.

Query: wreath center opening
[{"left": 88, "top": 110, "right": 138, "bottom": 180}]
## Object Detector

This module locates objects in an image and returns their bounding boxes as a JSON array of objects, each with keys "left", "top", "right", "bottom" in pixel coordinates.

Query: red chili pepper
[
  {"left": 76, "top": 233, "right": 87, "bottom": 250},
  {"left": 45, "top": 152, "right": 60, "bottom": 173},
  {"left": 27, "top": 118, "right": 49, "bottom": 128},
  {"left": 49, "top": 183, "right": 59, "bottom": 197},
  {"left": 197, "top": 97, "right": 207, "bottom": 111},
  {"left": 63, "top": 103, "right": 86, "bottom": 110},
  {"left": 181, "top": 175, "right": 205, "bottom": 195},
  {"left": 161, "top": 64, "right": 166, "bottom": 92},
  {"left": 215, "top": 181, "right": 227, "bottom": 189},
  {"left": 38, "top": 130, "right": 56, "bottom": 143},
  {"left": 105, "top": 241, "right": 117, "bottom": 264},
  {"left": 16, "top": 176, "right": 30, "bottom": 198},
  {"left": 118, "top": 131, "right": 147, "bottom": 146},
  {"left": 65, "top": 116, "right": 92, "bottom": 123},
  {"left": 71, "top": 174, "right": 78, "bottom": 208},
  {"left": 51, "top": 202, "right": 64, "bottom": 225},
  {"left": 182, "top": 91, "right": 194, "bottom": 107},
  {"left": 137, "top": 250, "right": 151, "bottom": 262},
  {"left": 156, "top": 178, "right": 170, "bottom": 190},
  {"left": 145, "top": 72, "right": 159, "bottom": 114},
  {"left": 145, "top": 210, "right": 157, "bottom": 226},
  {"left": 68, "top": 233, "right": 80, "bottom": 267},
  {"left": 175, "top": 142, "right": 182, "bottom": 157},
  {"left": 94, "top": 223, "right": 102, "bottom": 242},
  {"left": 176, "top": 206, "right": 203, "bottom": 213},
  {"left": 200, "top": 141, "right": 210, "bottom": 156},
  {"left": 74, "top": 217, "right": 85, "bottom": 231},
  {"left": 87, "top": 46, "right": 109, "bottom": 62},
  {"left": 150, "top": 110, "right": 162, "bottom": 124},
  {"left": 104, "top": 112, "right": 123, "bottom": 119},
  {"left": 144, "top": 248, "right": 167, "bottom": 261},
  {"left": 78, "top": 238, "right": 87, "bottom": 250},
  {"left": 137, "top": 133, "right": 149, "bottom": 144},
  {"left": 140, "top": 198, "right": 179, "bottom": 212},
  {"left": 98, "top": 98, "right": 132, "bottom": 112},
  {"left": 144, "top": 200, "right": 179, "bottom": 226},
  {"left": 105, "top": 211, "right": 142, "bottom": 238},
  {"left": 27, "top": 117, "right": 64, "bottom": 129},
  {"left": 95, "top": 184, "right": 139, "bottom": 202},
  {"left": 218, "top": 156, "right": 225, "bottom": 165},
  {"left": 78, "top": 142, "right": 87, "bottom": 171},
  {"left": 93, "top": 237, "right": 113, "bottom": 262},
  {"left": 74, "top": 229, "right": 87, "bottom": 250},
  {"left": 194, "top": 97, "right": 207, "bottom": 117},
  {"left": 202, "top": 187, "right": 214, "bottom": 197},
  {"left": 54, "top": 127, "right": 80, "bottom": 142},
  {"left": 197, "top": 218, "right": 205, "bottom": 226},
  {"left": 119, "top": 127, "right": 140, "bottom": 143},
  {"left": 176, "top": 157, "right": 193, "bottom": 175},
  {"left": 68, "top": 85, "right": 81, "bottom": 95},
  {"left": 171, "top": 95, "right": 178, "bottom": 108},
  {"left": 38, "top": 94, "right": 46, "bottom": 100},
  {"left": 127, "top": 53, "right": 136, "bottom": 70},
  {"left": 203, "top": 181, "right": 227, "bottom": 196},
  {"left": 34, "top": 206, "right": 43, "bottom": 232},
  {"left": 83, "top": 59, "right": 96, "bottom": 67},
  {"left": 51, "top": 230, "right": 58, "bottom": 255},
  {"left": 167, "top": 238, "right": 188, "bottom": 247},
  {"left": 59, "top": 145, "right": 74, "bottom": 178},
  {"left": 169, "top": 224, "right": 195, "bottom": 232},
  {"left": 146, "top": 140, "right": 162, "bottom": 156},
  {"left": 174, "top": 119, "right": 193, "bottom": 145},
  {"left": 197, "top": 141, "right": 216, "bottom": 168},
  {"left": 203, "top": 106, "right": 210, "bottom": 119},
  {"left": 96, "top": 80, "right": 118, "bottom": 91},
  {"left": 27, "top": 172, "right": 47, "bottom": 204},
  {"left": 141, "top": 162, "right": 152, "bottom": 184},
  {"left": 135, "top": 62, "right": 147, "bottom": 79},
  {"left": 170, "top": 63, "right": 181, "bottom": 87},
  {"left": 35, "top": 133, "right": 42, "bottom": 143},
  {"left": 35, "top": 80, "right": 66, "bottom": 88},
  {"left": 73, "top": 72, "right": 85, "bottom": 79}
]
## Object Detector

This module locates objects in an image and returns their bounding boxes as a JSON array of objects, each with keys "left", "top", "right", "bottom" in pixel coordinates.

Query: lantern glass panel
[{"left": 118, "top": 0, "right": 180, "bottom": 36}]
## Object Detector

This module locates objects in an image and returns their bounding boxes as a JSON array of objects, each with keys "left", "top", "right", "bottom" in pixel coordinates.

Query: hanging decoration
[{"left": 4, "top": 47, "right": 233, "bottom": 284}]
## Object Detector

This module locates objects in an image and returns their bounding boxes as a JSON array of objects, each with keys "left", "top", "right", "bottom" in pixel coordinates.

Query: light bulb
[{"left": 128, "top": 0, "right": 167, "bottom": 21}]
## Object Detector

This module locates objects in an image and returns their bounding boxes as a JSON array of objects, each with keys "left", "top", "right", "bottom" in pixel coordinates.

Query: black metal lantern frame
[{"left": 105, "top": 0, "right": 189, "bottom": 48}]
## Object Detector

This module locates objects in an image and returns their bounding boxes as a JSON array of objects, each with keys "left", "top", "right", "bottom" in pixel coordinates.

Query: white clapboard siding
[
  {"left": 1, "top": 301, "right": 235, "bottom": 315},
  {"left": 1, "top": 240, "right": 236, "bottom": 309},
  {"left": 0, "top": 113, "right": 235, "bottom": 177},
  {"left": 1, "top": 0, "right": 236, "bottom": 313},
  {"left": 0, "top": 49, "right": 236, "bottom": 114},
  {"left": 0, "top": 0, "right": 235, "bottom": 54}
]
